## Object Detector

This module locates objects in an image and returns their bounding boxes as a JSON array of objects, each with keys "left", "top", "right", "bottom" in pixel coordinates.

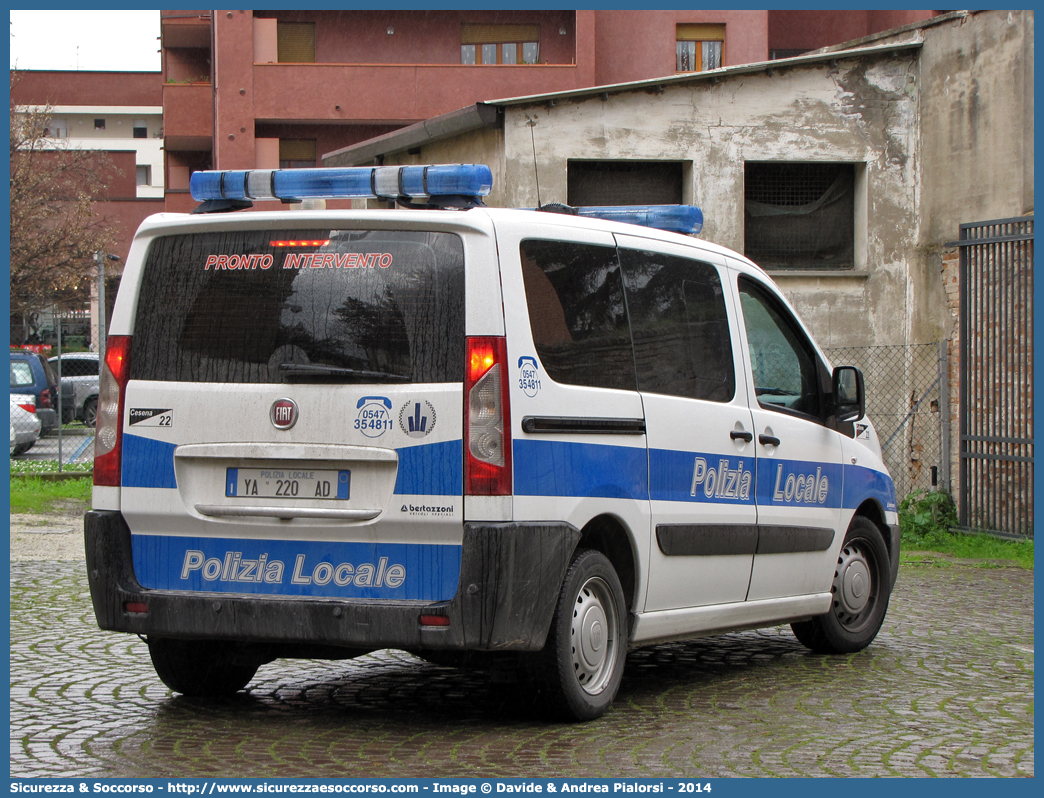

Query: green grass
[
  {"left": 902, "top": 533, "right": 1034, "bottom": 569},
  {"left": 9, "top": 475, "right": 92, "bottom": 514}
]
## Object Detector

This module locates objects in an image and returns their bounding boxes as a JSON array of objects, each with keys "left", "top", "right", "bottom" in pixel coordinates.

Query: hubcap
[
  {"left": 833, "top": 542, "right": 876, "bottom": 627},
  {"left": 570, "top": 576, "right": 618, "bottom": 695}
]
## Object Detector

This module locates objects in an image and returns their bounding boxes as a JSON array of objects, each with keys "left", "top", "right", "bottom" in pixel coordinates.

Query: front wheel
[
  {"left": 791, "top": 516, "right": 891, "bottom": 654},
  {"left": 148, "top": 637, "right": 259, "bottom": 696},
  {"left": 532, "top": 549, "right": 627, "bottom": 721}
]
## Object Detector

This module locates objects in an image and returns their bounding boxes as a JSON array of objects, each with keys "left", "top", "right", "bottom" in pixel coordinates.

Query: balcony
[
  {"left": 251, "top": 62, "right": 584, "bottom": 124},
  {"left": 163, "top": 83, "right": 213, "bottom": 150}
]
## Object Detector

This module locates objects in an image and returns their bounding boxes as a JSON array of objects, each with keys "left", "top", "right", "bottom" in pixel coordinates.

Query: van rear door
[{"left": 120, "top": 225, "right": 467, "bottom": 603}]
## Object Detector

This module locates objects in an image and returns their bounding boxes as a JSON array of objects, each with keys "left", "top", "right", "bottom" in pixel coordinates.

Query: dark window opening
[
  {"left": 744, "top": 162, "right": 855, "bottom": 270},
  {"left": 94, "top": 118, "right": 106, "bottom": 130},
  {"left": 567, "top": 161, "right": 684, "bottom": 207}
]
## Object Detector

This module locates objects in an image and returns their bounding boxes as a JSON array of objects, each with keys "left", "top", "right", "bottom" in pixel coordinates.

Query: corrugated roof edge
[{"left": 322, "top": 30, "right": 935, "bottom": 168}]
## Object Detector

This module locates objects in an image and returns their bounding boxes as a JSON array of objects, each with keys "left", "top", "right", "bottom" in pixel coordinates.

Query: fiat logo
[{"left": 270, "top": 398, "right": 298, "bottom": 430}]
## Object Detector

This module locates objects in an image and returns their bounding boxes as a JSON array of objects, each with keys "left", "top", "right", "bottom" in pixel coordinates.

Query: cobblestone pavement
[{"left": 10, "top": 552, "right": 1034, "bottom": 779}]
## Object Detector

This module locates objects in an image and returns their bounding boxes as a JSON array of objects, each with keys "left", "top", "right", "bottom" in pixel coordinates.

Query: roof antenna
[{"left": 526, "top": 116, "right": 541, "bottom": 207}]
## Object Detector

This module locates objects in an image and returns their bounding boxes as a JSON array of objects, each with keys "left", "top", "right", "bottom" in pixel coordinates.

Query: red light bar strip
[{"left": 269, "top": 240, "right": 331, "bottom": 247}]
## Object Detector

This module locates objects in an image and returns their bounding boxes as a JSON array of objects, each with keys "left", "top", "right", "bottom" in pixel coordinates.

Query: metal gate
[{"left": 957, "top": 216, "right": 1034, "bottom": 538}]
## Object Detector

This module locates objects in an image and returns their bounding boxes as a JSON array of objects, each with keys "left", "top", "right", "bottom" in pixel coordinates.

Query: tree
[{"left": 9, "top": 72, "right": 117, "bottom": 343}]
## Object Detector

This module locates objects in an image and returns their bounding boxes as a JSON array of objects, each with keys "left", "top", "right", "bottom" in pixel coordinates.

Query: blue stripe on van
[
  {"left": 843, "top": 463, "right": 898, "bottom": 513},
  {"left": 132, "top": 534, "right": 461, "bottom": 601},
  {"left": 122, "top": 434, "right": 178, "bottom": 489},
  {"left": 121, "top": 432, "right": 462, "bottom": 496},
  {"left": 513, "top": 439, "right": 648, "bottom": 500},
  {"left": 755, "top": 458, "right": 843, "bottom": 508},
  {"left": 649, "top": 448, "right": 755, "bottom": 504},
  {"left": 393, "top": 439, "right": 462, "bottom": 496}
]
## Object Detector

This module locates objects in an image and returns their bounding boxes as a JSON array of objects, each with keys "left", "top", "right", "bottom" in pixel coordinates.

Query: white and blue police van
[{"left": 85, "top": 164, "right": 899, "bottom": 721}]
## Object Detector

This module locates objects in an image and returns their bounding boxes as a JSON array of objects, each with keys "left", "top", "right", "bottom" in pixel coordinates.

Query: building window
[
  {"left": 94, "top": 118, "right": 106, "bottom": 130},
  {"left": 277, "top": 22, "right": 316, "bottom": 63},
  {"left": 133, "top": 119, "right": 148, "bottom": 139},
  {"left": 44, "top": 119, "right": 67, "bottom": 138},
  {"left": 461, "top": 23, "right": 540, "bottom": 65},
  {"left": 676, "top": 24, "right": 724, "bottom": 72},
  {"left": 279, "top": 139, "right": 317, "bottom": 169},
  {"left": 744, "top": 162, "right": 856, "bottom": 270},
  {"left": 136, "top": 165, "right": 152, "bottom": 186},
  {"left": 567, "top": 161, "right": 684, "bottom": 207}
]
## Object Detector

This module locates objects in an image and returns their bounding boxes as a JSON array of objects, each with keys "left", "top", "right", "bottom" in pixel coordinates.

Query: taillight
[
  {"left": 464, "top": 336, "right": 511, "bottom": 495},
  {"left": 18, "top": 401, "right": 35, "bottom": 414},
  {"left": 39, "top": 389, "right": 51, "bottom": 409},
  {"left": 94, "top": 336, "right": 132, "bottom": 487}
]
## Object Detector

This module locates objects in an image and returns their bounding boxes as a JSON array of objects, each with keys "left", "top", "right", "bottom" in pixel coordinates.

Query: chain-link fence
[
  {"left": 10, "top": 307, "right": 98, "bottom": 470},
  {"left": 824, "top": 342, "right": 948, "bottom": 503}
]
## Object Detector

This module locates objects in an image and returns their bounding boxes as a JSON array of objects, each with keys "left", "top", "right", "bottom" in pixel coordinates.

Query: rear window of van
[{"left": 130, "top": 229, "right": 465, "bottom": 384}]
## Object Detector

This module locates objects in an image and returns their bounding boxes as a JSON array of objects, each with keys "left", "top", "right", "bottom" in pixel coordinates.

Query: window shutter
[
  {"left": 676, "top": 24, "right": 725, "bottom": 41},
  {"left": 279, "top": 139, "right": 317, "bottom": 162},
  {"left": 461, "top": 24, "right": 540, "bottom": 44},
  {"left": 277, "top": 22, "right": 316, "bottom": 63}
]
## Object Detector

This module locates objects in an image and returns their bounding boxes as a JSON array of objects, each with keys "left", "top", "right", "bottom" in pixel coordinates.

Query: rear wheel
[
  {"left": 791, "top": 516, "right": 891, "bottom": 654},
  {"left": 148, "top": 637, "right": 259, "bottom": 696},
  {"left": 532, "top": 549, "right": 627, "bottom": 721},
  {"left": 12, "top": 441, "right": 34, "bottom": 456}
]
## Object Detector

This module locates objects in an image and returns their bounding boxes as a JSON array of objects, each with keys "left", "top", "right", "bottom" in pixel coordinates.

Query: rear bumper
[
  {"left": 84, "top": 511, "right": 580, "bottom": 654},
  {"left": 37, "top": 408, "right": 58, "bottom": 432}
]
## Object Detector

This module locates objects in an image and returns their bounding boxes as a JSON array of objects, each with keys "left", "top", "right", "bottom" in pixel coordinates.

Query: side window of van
[
  {"left": 619, "top": 248, "right": 735, "bottom": 403},
  {"left": 738, "top": 277, "right": 821, "bottom": 419},
  {"left": 520, "top": 240, "right": 637, "bottom": 392}
]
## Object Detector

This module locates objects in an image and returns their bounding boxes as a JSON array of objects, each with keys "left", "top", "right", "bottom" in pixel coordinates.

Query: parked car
[
  {"left": 10, "top": 350, "right": 73, "bottom": 433},
  {"left": 10, "top": 393, "right": 42, "bottom": 455},
  {"left": 49, "top": 352, "right": 100, "bottom": 427}
]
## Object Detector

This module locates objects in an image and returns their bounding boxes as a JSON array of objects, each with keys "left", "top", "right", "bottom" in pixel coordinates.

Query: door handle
[
  {"left": 730, "top": 430, "right": 753, "bottom": 442},
  {"left": 759, "top": 434, "right": 781, "bottom": 447}
]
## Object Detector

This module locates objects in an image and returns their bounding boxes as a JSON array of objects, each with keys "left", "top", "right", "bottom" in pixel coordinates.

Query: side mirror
[{"left": 832, "top": 365, "right": 865, "bottom": 423}]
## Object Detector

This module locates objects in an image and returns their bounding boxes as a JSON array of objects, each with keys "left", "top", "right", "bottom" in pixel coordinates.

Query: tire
[
  {"left": 531, "top": 549, "right": 627, "bottom": 721},
  {"left": 791, "top": 516, "right": 891, "bottom": 654},
  {"left": 147, "top": 637, "right": 259, "bottom": 696},
  {"left": 82, "top": 398, "right": 97, "bottom": 428},
  {"left": 12, "top": 441, "right": 34, "bottom": 456}
]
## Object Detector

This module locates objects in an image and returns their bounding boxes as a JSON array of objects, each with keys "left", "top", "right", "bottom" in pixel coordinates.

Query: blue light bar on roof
[
  {"left": 575, "top": 205, "right": 704, "bottom": 235},
  {"left": 190, "top": 164, "right": 493, "bottom": 202}
]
